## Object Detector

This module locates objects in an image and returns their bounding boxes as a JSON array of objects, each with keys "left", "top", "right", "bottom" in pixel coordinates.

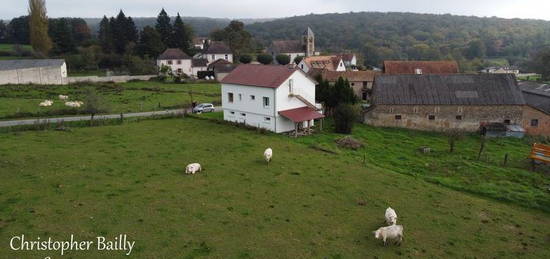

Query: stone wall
[
  {"left": 364, "top": 104, "right": 524, "bottom": 132},
  {"left": 67, "top": 75, "right": 156, "bottom": 84},
  {"left": 522, "top": 106, "right": 550, "bottom": 136}
]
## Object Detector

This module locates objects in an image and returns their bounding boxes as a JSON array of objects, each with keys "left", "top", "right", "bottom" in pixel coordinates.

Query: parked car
[{"left": 193, "top": 103, "right": 215, "bottom": 113}]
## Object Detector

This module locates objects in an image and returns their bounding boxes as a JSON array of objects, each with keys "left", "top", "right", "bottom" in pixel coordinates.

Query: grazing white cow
[
  {"left": 264, "top": 148, "right": 273, "bottom": 164},
  {"left": 385, "top": 207, "right": 398, "bottom": 225},
  {"left": 39, "top": 100, "right": 53, "bottom": 107},
  {"left": 58, "top": 95, "right": 69, "bottom": 100},
  {"left": 65, "top": 101, "right": 83, "bottom": 108},
  {"left": 373, "top": 225, "right": 404, "bottom": 246},
  {"left": 185, "top": 163, "right": 202, "bottom": 174}
]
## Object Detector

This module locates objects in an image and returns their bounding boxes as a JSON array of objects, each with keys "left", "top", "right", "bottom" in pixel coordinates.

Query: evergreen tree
[
  {"left": 98, "top": 16, "right": 113, "bottom": 53},
  {"left": 113, "top": 10, "right": 129, "bottom": 54},
  {"left": 8, "top": 16, "right": 30, "bottom": 44},
  {"left": 126, "top": 17, "right": 138, "bottom": 43},
  {"left": 155, "top": 9, "right": 173, "bottom": 47},
  {"left": 0, "top": 21, "right": 7, "bottom": 43},
  {"left": 137, "top": 26, "right": 165, "bottom": 58},
  {"left": 28, "top": 0, "right": 52, "bottom": 55},
  {"left": 172, "top": 13, "right": 192, "bottom": 51},
  {"left": 49, "top": 18, "right": 76, "bottom": 54}
]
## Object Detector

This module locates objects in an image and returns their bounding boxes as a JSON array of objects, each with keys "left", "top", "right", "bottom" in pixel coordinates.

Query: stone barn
[
  {"left": 519, "top": 81, "right": 550, "bottom": 136},
  {"left": 0, "top": 59, "right": 67, "bottom": 85},
  {"left": 364, "top": 74, "right": 526, "bottom": 132}
]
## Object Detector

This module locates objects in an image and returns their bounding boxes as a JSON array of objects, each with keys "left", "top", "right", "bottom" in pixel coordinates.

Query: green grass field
[
  {"left": 0, "top": 118, "right": 549, "bottom": 258},
  {"left": 0, "top": 44, "right": 32, "bottom": 52},
  {"left": 0, "top": 81, "right": 221, "bottom": 120}
]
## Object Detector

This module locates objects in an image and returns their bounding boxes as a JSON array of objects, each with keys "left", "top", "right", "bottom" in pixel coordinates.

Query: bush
[
  {"left": 239, "top": 54, "right": 253, "bottom": 64},
  {"left": 333, "top": 104, "right": 358, "bottom": 134},
  {"left": 276, "top": 54, "right": 291, "bottom": 65},
  {"left": 128, "top": 56, "right": 157, "bottom": 75},
  {"left": 257, "top": 54, "right": 273, "bottom": 65}
]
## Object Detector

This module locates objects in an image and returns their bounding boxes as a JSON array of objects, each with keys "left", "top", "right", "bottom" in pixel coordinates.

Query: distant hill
[
  {"left": 245, "top": 12, "right": 550, "bottom": 67},
  {"left": 85, "top": 17, "right": 276, "bottom": 36}
]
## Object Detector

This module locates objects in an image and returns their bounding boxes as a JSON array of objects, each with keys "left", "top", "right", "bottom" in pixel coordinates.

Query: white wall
[
  {"left": 205, "top": 54, "right": 233, "bottom": 64},
  {"left": 275, "top": 70, "right": 317, "bottom": 132},
  {"left": 157, "top": 59, "right": 192, "bottom": 75},
  {"left": 222, "top": 83, "right": 276, "bottom": 131},
  {"left": 0, "top": 64, "right": 67, "bottom": 85}
]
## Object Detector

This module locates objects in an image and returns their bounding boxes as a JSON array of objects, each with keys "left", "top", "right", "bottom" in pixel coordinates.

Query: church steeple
[{"left": 302, "top": 27, "right": 315, "bottom": 57}]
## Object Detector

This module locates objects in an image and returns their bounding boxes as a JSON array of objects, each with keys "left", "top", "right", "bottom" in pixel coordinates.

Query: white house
[
  {"left": 197, "top": 41, "right": 233, "bottom": 64},
  {"left": 298, "top": 55, "right": 346, "bottom": 74},
  {"left": 221, "top": 64, "right": 324, "bottom": 134},
  {"left": 0, "top": 59, "right": 67, "bottom": 85},
  {"left": 338, "top": 53, "right": 358, "bottom": 69},
  {"left": 191, "top": 58, "right": 208, "bottom": 77},
  {"left": 157, "top": 48, "right": 192, "bottom": 76}
]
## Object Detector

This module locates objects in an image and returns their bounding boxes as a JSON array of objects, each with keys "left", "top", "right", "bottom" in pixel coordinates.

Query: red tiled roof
[
  {"left": 221, "top": 64, "right": 298, "bottom": 88},
  {"left": 383, "top": 61, "right": 459, "bottom": 75},
  {"left": 204, "top": 41, "right": 232, "bottom": 54},
  {"left": 279, "top": 106, "right": 325, "bottom": 122},
  {"left": 337, "top": 53, "right": 355, "bottom": 62},
  {"left": 158, "top": 48, "right": 191, "bottom": 60}
]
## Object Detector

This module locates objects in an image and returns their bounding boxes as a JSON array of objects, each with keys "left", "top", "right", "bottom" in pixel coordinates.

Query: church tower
[{"left": 302, "top": 27, "right": 315, "bottom": 57}]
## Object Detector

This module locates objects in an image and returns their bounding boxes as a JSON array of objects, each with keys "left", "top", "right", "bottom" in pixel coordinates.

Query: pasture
[
  {"left": 0, "top": 118, "right": 548, "bottom": 258},
  {"left": 0, "top": 81, "right": 220, "bottom": 120}
]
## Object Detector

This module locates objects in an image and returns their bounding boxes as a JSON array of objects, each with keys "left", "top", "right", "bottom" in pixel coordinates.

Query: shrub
[
  {"left": 239, "top": 54, "right": 252, "bottom": 64},
  {"left": 333, "top": 104, "right": 358, "bottom": 134},
  {"left": 276, "top": 54, "right": 291, "bottom": 65},
  {"left": 257, "top": 54, "right": 273, "bottom": 65}
]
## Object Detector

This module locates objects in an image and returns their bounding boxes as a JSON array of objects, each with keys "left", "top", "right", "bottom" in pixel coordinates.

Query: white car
[{"left": 193, "top": 103, "right": 215, "bottom": 113}]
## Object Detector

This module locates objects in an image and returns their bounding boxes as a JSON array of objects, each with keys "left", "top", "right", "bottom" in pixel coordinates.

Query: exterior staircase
[{"left": 289, "top": 93, "right": 319, "bottom": 110}]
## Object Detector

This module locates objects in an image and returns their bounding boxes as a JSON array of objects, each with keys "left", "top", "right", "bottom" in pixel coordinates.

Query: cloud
[{"left": 1, "top": 0, "right": 549, "bottom": 20}]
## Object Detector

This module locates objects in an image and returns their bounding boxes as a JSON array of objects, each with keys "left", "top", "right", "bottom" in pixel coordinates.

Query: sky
[{"left": 1, "top": 0, "right": 549, "bottom": 21}]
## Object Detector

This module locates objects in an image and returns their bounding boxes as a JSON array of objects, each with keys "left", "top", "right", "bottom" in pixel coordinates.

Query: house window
[
  {"left": 289, "top": 79, "right": 294, "bottom": 94},
  {"left": 263, "top": 97, "right": 270, "bottom": 108},
  {"left": 434, "top": 107, "right": 440, "bottom": 113},
  {"left": 300, "top": 64, "right": 304, "bottom": 69},
  {"left": 212, "top": 55, "right": 215, "bottom": 60},
  {"left": 389, "top": 108, "right": 394, "bottom": 113},
  {"left": 238, "top": 94, "right": 242, "bottom": 101},
  {"left": 177, "top": 60, "right": 182, "bottom": 65},
  {"left": 250, "top": 95, "right": 255, "bottom": 100},
  {"left": 351, "top": 83, "right": 355, "bottom": 86},
  {"left": 456, "top": 115, "right": 463, "bottom": 120},
  {"left": 225, "top": 54, "right": 228, "bottom": 60},
  {"left": 415, "top": 68, "right": 423, "bottom": 75},
  {"left": 167, "top": 60, "right": 173, "bottom": 65},
  {"left": 531, "top": 119, "right": 539, "bottom": 127},
  {"left": 395, "top": 115, "right": 402, "bottom": 120},
  {"left": 457, "top": 107, "right": 464, "bottom": 113},
  {"left": 177, "top": 68, "right": 183, "bottom": 74},
  {"left": 241, "top": 113, "right": 246, "bottom": 116},
  {"left": 228, "top": 92, "right": 234, "bottom": 103},
  {"left": 428, "top": 115, "right": 436, "bottom": 120},
  {"left": 413, "top": 107, "right": 419, "bottom": 113},
  {"left": 504, "top": 119, "right": 511, "bottom": 125},
  {"left": 265, "top": 117, "right": 271, "bottom": 122},
  {"left": 230, "top": 111, "right": 235, "bottom": 115}
]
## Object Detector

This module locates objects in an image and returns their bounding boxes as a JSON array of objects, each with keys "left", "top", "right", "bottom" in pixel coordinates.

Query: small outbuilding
[{"left": 0, "top": 59, "right": 67, "bottom": 85}]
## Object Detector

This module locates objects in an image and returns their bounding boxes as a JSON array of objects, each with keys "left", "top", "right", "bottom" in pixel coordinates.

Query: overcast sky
[{"left": 1, "top": 0, "right": 549, "bottom": 20}]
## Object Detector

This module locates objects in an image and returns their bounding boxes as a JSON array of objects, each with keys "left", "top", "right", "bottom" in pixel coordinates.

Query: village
[{"left": 0, "top": 1, "right": 549, "bottom": 258}]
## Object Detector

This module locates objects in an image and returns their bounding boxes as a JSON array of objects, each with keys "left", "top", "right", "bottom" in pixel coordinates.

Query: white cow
[
  {"left": 58, "top": 95, "right": 69, "bottom": 100},
  {"left": 65, "top": 101, "right": 83, "bottom": 108},
  {"left": 264, "top": 148, "right": 273, "bottom": 164},
  {"left": 39, "top": 100, "right": 53, "bottom": 107},
  {"left": 385, "top": 207, "right": 398, "bottom": 225},
  {"left": 373, "top": 225, "right": 404, "bottom": 246},
  {"left": 185, "top": 163, "right": 202, "bottom": 174}
]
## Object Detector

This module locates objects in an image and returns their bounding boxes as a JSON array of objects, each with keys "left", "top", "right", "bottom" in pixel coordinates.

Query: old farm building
[{"left": 0, "top": 59, "right": 67, "bottom": 85}]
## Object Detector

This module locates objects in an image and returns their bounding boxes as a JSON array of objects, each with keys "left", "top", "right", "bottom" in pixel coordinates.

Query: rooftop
[
  {"left": 0, "top": 59, "right": 65, "bottom": 71},
  {"left": 158, "top": 48, "right": 191, "bottom": 60},
  {"left": 221, "top": 64, "right": 299, "bottom": 88},
  {"left": 204, "top": 41, "right": 232, "bottom": 54},
  {"left": 271, "top": 40, "right": 304, "bottom": 54},
  {"left": 373, "top": 74, "right": 524, "bottom": 105}
]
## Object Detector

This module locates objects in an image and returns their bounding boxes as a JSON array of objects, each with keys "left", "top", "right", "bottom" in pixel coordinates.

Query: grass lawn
[
  {"left": 0, "top": 81, "right": 221, "bottom": 120},
  {"left": 0, "top": 44, "right": 32, "bottom": 52},
  {"left": 0, "top": 118, "right": 549, "bottom": 258}
]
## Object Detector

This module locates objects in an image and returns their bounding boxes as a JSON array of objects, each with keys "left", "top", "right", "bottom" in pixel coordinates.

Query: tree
[
  {"left": 257, "top": 54, "right": 273, "bottom": 65},
  {"left": 98, "top": 16, "right": 113, "bottom": 53},
  {"left": 137, "top": 26, "right": 165, "bottom": 58},
  {"left": 49, "top": 18, "right": 76, "bottom": 54},
  {"left": 112, "top": 10, "right": 131, "bottom": 54},
  {"left": 8, "top": 16, "right": 30, "bottom": 44},
  {"left": 155, "top": 9, "right": 173, "bottom": 47},
  {"left": 528, "top": 47, "right": 550, "bottom": 80},
  {"left": 28, "top": 0, "right": 52, "bottom": 56},
  {"left": 0, "top": 21, "right": 7, "bottom": 43},
  {"left": 333, "top": 104, "right": 358, "bottom": 134},
  {"left": 464, "top": 40, "right": 486, "bottom": 60},
  {"left": 294, "top": 56, "right": 304, "bottom": 64},
  {"left": 276, "top": 54, "right": 291, "bottom": 65},
  {"left": 239, "top": 54, "right": 252, "bottom": 64},
  {"left": 172, "top": 13, "right": 193, "bottom": 52},
  {"left": 84, "top": 88, "right": 108, "bottom": 121},
  {"left": 210, "top": 20, "right": 254, "bottom": 58}
]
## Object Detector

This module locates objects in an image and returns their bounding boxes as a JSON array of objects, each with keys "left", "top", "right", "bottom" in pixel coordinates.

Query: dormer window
[{"left": 415, "top": 68, "right": 423, "bottom": 75}]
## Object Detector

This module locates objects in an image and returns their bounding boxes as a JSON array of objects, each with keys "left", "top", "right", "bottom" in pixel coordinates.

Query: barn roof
[
  {"left": 383, "top": 60, "right": 459, "bottom": 75},
  {"left": 203, "top": 41, "right": 232, "bottom": 54},
  {"left": 518, "top": 81, "right": 550, "bottom": 114},
  {"left": 0, "top": 59, "right": 65, "bottom": 71},
  {"left": 158, "top": 48, "right": 191, "bottom": 60},
  {"left": 221, "top": 64, "right": 300, "bottom": 88},
  {"left": 372, "top": 74, "right": 525, "bottom": 105},
  {"left": 271, "top": 40, "right": 304, "bottom": 53}
]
